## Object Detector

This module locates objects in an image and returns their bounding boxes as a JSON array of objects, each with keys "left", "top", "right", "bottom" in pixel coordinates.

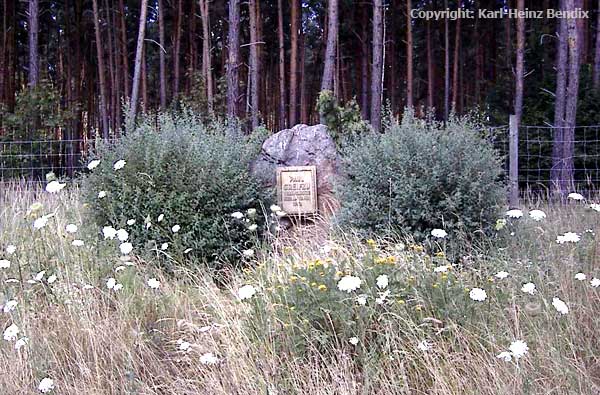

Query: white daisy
[
  {"left": 38, "top": 377, "right": 55, "bottom": 393},
  {"left": 469, "top": 288, "right": 487, "bottom": 302},
  {"left": 147, "top": 278, "right": 160, "bottom": 289},
  {"left": 521, "top": 282, "right": 536, "bottom": 295},
  {"left": 337, "top": 275, "right": 362, "bottom": 293},
  {"left": 376, "top": 274, "right": 389, "bottom": 289},
  {"left": 113, "top": 160, "right": 126, "bottom": 170},
  {"left": 575, "top": 272, "right": 586, "bottom": 281},
  {"left": 119, "top": 242, "right": 133, "bottom": 255},
  {"left": 552, "top": 297, "right": 569, "bottom": 315},
  {"left": 509, "top": 340, "right": 529, "bottom": 359},
  {"left": 102, "top": 226, "right": 117, "bottom": 239},
  {"left": 591, "top": 278, "right": 600, "bottom": 288},
  {"left": 116, "top": 229, "right": 129, "bottom": 242},
  {"left": 237, "top": 284, "right": 257, "bottom": 300},
  {"left": 45, "top": 181, "right": 66, "bottom": 193},
  {"left": 5, "top": 245, "right": 16, "bottom": 255}
]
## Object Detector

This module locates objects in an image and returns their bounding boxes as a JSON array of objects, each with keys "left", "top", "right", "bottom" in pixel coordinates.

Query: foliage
[
  {"left": 316, "top": 90, "right": 372, "bottom": 147},
  {"left": 0, "top": 80, "right": 77, "bottom": 140},
  {"left": 80, "top": 111, "right": 267, "bottom": 272},
  {"left": 335, "top": 111, "right": 506, "bottom": 241}
]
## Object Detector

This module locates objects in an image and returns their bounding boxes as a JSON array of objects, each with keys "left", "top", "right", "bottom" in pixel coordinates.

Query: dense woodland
[{"left": 1, "top": 0, "right": 600, "bottom": 190}]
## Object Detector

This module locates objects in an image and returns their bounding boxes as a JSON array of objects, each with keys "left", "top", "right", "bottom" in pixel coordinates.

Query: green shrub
[
  {"left": 335, "top": 111, "right": 506, "bottom": 240},
  {"left": 316, "top": 90, "right": 372, "bottom": 147},
  {"left": 81, "top": 111, "right": 268, "bottom": 271}
]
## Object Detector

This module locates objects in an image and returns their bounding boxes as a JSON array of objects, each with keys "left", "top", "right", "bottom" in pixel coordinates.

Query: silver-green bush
[
  {"left": 81, "top": 111, "right": 267, "bottom": 271},
  {"left": 335, "top": 112, "right": 506, "bottom": 240}
]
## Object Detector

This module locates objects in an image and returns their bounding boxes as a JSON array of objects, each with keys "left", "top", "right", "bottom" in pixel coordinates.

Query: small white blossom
[
  {"left": 568, "top": 192, "right": 584, "bottom": 201},
  {"left": 376, "top": 274, "right": 389, "bottom": 289},
  {"left": 495, "top": 271, "right": 509, "bottom": 279},
  {"left": 3, "top": 300, "right": 17, "bottom": 313},
  {"left": 270, "top": 204, "right": 282, "bottom": 212},
  {"left": 199, "top": 352, "right": 219, "bottom": 365},
  {"left": 47, "top": 275, "right": 57, "bottom": 284},
  {"left": 98, "top": 191, "right": 107, "bottom": 199},
  {"left": 591, "top": 278, "right": 600, "bottom": 288},
  {"left": 14, "top": 337, "right": 28, "bottom": 351},
  {"left": 87, "top": 160, "right": 101, "bottom": 170},
  {"left": 106, "top": 278, "right": 117, "bottom": 289},
  {"left": 119, "top": 242, "right": 133, "bottom": 255},
  {"left": 247, "top": 208, "right": 257, "bottom": 216},
  {"left": 171, "top": 224, "right": 181, "bottom": 233},
  {"left": 556, "top": 232, "right": 581, "bottom": 244},
  {"left": 35, "top": 271, "right": 46, "bottom": 282},
  {"left": 521, "top": 282, "right": 536, "bottom": 295},
  {"left": 102, "top": 226, "right": 117, "bottom": 239},
  {"left": 6, "top": 245, "right": 16, "bottom": 255},
  {"left": 552, "top": 297, "right": 569, "bottom": 315},
  {"left": 113, "top": 160, "right": 126, "bottom": 170},
  {"left": 127, "top": 219, "right": 136, "bottom": 226},
  {"left": 349, "top": 337, "right": 359, "bottom": 346},
  {"left": 431, "top": 229, "right": 447, "bottom": 238},
  {"left": 116, "top": 229, "right": 129, "bottom": 242},
  {"left": 575, "top": 272, "right": 586, "bottom": 281},
  {"left": 177, "top": 339, "right": 191, "bottom": 352},
  {"left": 45, "top": 181, "right": 66, "bottom": 193},
  {"left": 356, "top": 295, "right": 368, "bottom": 306},
  {"left": 505, "top": 209, "right": 523, "bottom": 219},
  {"left": 434, "top": 265, "right": 450, "bottom": 273},
  {"left": 147, "top": 278, "right": 160, "bottom": 289},
  {"left": 509, "top": 340, "right": 529, "bottom": 359},
  {"left": 38, "top": 377, "right": 55, "bottom": 393},
  {"left": 157, "top": 214, "right": 164, "bottom": 222},
  {"left": 72, "top": 239, "right": 84, "bottom": 247},
  {"left": 65, "top": 224, "right": 78, "bottom": 233},
  {"left": 237, "top": 284, "right": 257, "bottom": 300},
  {"left": 160, "top": 243, "right": 169, "bottom": 250},
  {"left": 3, "top": 323, "right": 19, "bottom": 341},
  {"left": 242, "top": 249, "right": 254, "bottom": 258},
  {"left": 337, "top": 275, "right": 362, "bottom": 293},
  {"left": 529, "top": 210, "right": 546, "bottom": 221},
  {"left": 469, "top": 288, "right": 487, "bottom": 302},
  {"left": 0, "top": 259, "right": 10, "bottom": 269},
  {"left": 33, "top": 216, "right": 50, "bottom": 229},
  {"left": 231, "top": 212, "right": 244, "bottom": 219}
]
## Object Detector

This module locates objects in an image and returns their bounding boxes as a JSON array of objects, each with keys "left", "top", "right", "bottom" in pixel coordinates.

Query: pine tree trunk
[
  {"left": 561, "top": 0, "right": 582, "bottom": 192},
  {"left": 361, "top": 5, "right": 369, "bottom": 119},
  {"left": 514, "top": 0, "right": 525, "bottom": 123},
  {"left": 444, "top": 0, "right": 450, "bottom": 120},
  {"left": 427, "top": 18, "right": 434, "bottom": 110},
  {"left": 406, "top": 0, "right": 413, "bottom": 109},
  {"left": 289, "top": 0, "right": 299, "bottom": 125},
  {"left": 127, "top": 0, "right": 148, "bottom": 129},
  {"left": 199, "top": 0, "right": 213, "bottom": 113},
  {"left": 227, "top": 0, "right": 240, "bottom": 122},
  {"left": 321, "top": 0, "right": 338, "bottom": 92},
  {"left": 593, "top": 0, "right": 600, "bottom": 89},
  {"left": 92, "top": 0, "right": 110, "bottom": 138},
  {"left": 118, "top": 0, "right": 130, "bottom": 97},
  {"left": 105, "top": 0, "right": 116, "bottom": 132},
  {"left": 172, "top": 0, "right": 183, "bottom": 100},
  {"left": 371, "top": 0, "right": 383, "bottom": 132},
  {"left": 249, "top": 0, "right": 260, "bottom": 129},
  {"left": 300, "top": 27, "right": 308, "bottom": 124},
  {"left": 452, "top": 0, "right": 462, "bottom": 111},
  {"left": 277, "top": 0, "right": 286, "bottom": 128},
  {"left": 552, "top": 0, "right": 569, "bottom": 191},
  {"left": 158, "top": 0, "right": 167, "bottom": 109},
  {"left": 28, "top": 0, "right": 39, "bottom": 87}
]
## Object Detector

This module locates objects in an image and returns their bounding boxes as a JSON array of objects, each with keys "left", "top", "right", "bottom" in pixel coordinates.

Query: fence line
[{"left": 2, "top": 124, "right": 600, "bottom": 196}]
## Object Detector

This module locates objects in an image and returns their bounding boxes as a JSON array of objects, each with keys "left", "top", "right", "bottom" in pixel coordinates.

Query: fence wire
[{"left": 2, "top": 126, "right": 600, "bottom": 192}]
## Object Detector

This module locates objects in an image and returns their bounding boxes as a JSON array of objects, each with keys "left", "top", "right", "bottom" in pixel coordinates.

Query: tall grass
[{"left": 0, "top": 181, "right": 599, "bottom": 394}]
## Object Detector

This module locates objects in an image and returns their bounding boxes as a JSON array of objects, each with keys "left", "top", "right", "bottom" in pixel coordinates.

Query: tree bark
[
  {"left": 199, "top": 0, "right": 213, "bottom": 113},
  {"left": 321, "top": 0, "right": 338, "bottom": 92},
  {"left": 444, "top": 0, "right": 450, "bottom": 120},
  {"left": 28, "top": 0, "right": 39, "bottom": 87},
  {"left": 427, "top": 18, "right": 434, "bottom": 110},
  {"left": 172, "top": 0, "right": 183, "bottom": 99},
  {"left": 361, "top": 5, "right": 369, "bottom": 119},
  {"left": 118, "top": 0, "right": 130, "bottom": 97},
  {"left": 289, "top": 0, "right": 299, "bottom": 125},
  {"left": 451, "top": 0, "right": 462, "bottom": 111},
  {"left": 514, "top": 0, "right": 525, "bottom": 123},
  {"left": 277, "top": 0, "right": 286, "bottom": 128},
  {"left": 158, "top": 0, "right": 167, "bottom": 109},
  {"left": 92, "top": 0, "right": 110, "bottom": 138},
  {"left": 227, "top": 0, "right": 240, "bottom": 121},
  {"left": 249, "top": 0, "right": 260, "bottom": 129},
  {"left": 406, "top": 0, "right": 413, "bottom": 109},
  {"left": 552, "top": 0, "right": 569, "bottom": 191},
  {"left": 127, "top": 0, "right": 148, "bottom": 129},
  {"left": 593, "top": 0, "right": 600, "bottom": 89},
  {"left": 371, "top": 0, "right": 383, "bottom": 132}
]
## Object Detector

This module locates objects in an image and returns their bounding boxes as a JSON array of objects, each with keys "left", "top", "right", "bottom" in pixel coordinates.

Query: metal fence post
[{"left": 509, "top": 114, "right": 519, "bottom": 207}]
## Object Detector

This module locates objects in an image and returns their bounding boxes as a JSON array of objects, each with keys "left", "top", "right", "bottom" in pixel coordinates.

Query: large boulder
[{"left": 252, "top": 124, "right": 340, "bottom": 217}]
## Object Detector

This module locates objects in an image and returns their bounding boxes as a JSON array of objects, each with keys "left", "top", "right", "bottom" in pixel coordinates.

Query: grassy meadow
[{"left": 1, "top": 181, "right": 600, "bottom": 394}]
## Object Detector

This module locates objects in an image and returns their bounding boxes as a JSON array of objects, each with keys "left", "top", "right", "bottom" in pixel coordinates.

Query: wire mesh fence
[
  {"left": 0, "top": 138, "right": 116, "bottom": 184},
  {"left": 2, "top": 125, "right": 600, "bottom": 193}
]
